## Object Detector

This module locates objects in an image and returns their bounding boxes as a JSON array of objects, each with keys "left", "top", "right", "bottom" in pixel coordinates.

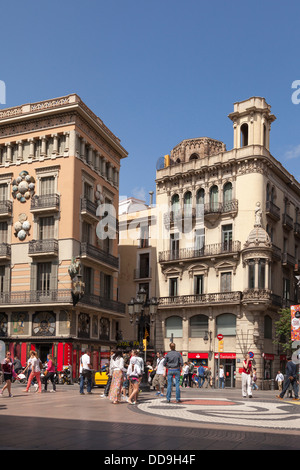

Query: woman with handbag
[
  {"left": 0, "top": 351, "right": 19, "bottom": 397},
  {"left": 44, "top": 354, "right": 56, "bottom": 393},
  {"left": 108, "top": 350, "right": 125, "bottom": 404}
]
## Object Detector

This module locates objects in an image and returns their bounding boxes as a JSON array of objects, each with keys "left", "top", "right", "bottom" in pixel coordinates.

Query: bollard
[{"left": 270, "top": 379, "right": 275, "bottom": 391}]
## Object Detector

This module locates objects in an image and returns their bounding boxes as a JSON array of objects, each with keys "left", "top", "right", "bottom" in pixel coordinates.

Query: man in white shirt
[
  {"left": 80, "top": 349, "right": 92, "bottom": 395},
  {"left": 152, "top": 353, "right": 166, "bottom": 396}
]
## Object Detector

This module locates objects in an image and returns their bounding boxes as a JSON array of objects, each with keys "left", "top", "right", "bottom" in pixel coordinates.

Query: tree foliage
[{"left": 274, "top": 308, "right": 292, "bottom": 354}]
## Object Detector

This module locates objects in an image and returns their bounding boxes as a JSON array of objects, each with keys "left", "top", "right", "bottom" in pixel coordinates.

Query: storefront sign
[
  {"left": 188, "top": 353, "right": 209, "bottom": 359},
  {"left": 214, "top": 353, "right": 236, "bottom": 359},
  {"left": 291, "top": 305, "right": 300, "bottom": 341},
  {"left": 262, "top": 353, "right": 274, "bottom": 360}
]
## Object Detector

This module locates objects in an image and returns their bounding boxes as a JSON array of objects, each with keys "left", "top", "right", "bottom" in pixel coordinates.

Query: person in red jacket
[{"left": 242, "top": 353, "right": 252, "bottom": 398}]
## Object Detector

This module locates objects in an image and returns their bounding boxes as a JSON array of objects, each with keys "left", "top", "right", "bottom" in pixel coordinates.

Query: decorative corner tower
[{"left": 228, "top": 97, "right": 276, "bottom": 151}]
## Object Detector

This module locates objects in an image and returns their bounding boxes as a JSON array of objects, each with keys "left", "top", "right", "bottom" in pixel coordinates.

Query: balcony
[
  {"left": 242, "top": 289, "right": 272, "bottom": 306},
  {"left": 0, "top": 289, "right": 72, "bottom": 306},
  {"left": 282, "top": 252, "right": 296, "bottom": 267},
  {"left": 80, "top": 197, "right": 98, "bottom": 223},
  {"left": 204, "top": 199, "right": 238, "bottom": 222},
  {"left": 78, "top": 293, "right": 126, "bottom": 315},
  {"left": 80, "top": 242, "right": 119, "bottom": 270},
  {"left": 28, "top": 239, "right": 59, "bottom": 257},
  {"left": 30, "top": 194, "right": 60, "bottom": 213},
  {"left": 294, "top": 222, "right": 300, "bottom": 239},
  {"left": 282, "top": 213, "right": 293, "bottom": 231},
  {"left": 0, "top": 289, "right": 126, "bottom": 315},
  {"left": 266, "top": 201, "right": 280, "bottom": 221},
  {"left": 0, "top": 200, "right": 12, "bottom": 219},
  {"left": 159, "top": 241, "right": 241, "bottom": 263},
  {"left": 0, "top": 243, "right": 11, "bottom": 260},
  {"left": 159, "top": 291, "right": 242, "bottom": 307}
]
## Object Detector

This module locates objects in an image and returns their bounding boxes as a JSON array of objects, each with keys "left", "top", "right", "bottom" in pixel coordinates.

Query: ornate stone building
[
  {"left": 0, "top": 94, "right": 127, "bottom": 376},
  {"left": 119, "top": 97, "right": 300, "bottom": 388}
]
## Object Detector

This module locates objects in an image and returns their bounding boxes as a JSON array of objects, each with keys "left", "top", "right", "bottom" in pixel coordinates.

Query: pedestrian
[
  {"left": 108, "top": 350, "right": 124, "bottom": 404},
  {"left": 152, "top": 352, "right": 166, "bottom": 396},
  {"left": 44, "top": 354, "right": 56, "bottom": 393},
  {"left": 188, "top": 361, "right": 194, "bottom": 387},
  {"left": 23, "top": 350, "right": 42, "bottom": 393},
  {"left": 241, "top": 354, "right": 252, "bottom": 398},
  {"left": 100, "top": 350, "right": 114, "bottom": 398},
  {"left": 197, "top": 363, "right": 205, "bottom": 388},
  {"left": 218, "top": 365, "right": 225, "bottom": 389},
  {"left": 251, "top": 368, "right": 258, "bottom": 391},
  {"left": 204, "top": 367, "right": 212, "bottom": 388},
  {"left": 0, "top": 351, "right": 18, "bottom": 397},
  {"left": 127, "top": 353, "right": 142, "bottom": 405},
  {"left": 79, "top": 349, "right": 92, "bottom": 395},
  {"left": 121, "top": 351, "right": 130, "bottom": 401},
  {"left": 164, "top": 342, "right": 183, "bottom": 403},
  {"left": 276, "top": 357, "right": 299, "bottom": 400},
  {"left": 275, "top": 370, "right": 284, "bottom": 392},
  {"left": 182, "top": 363, "right": 190, "bottom": 387}
]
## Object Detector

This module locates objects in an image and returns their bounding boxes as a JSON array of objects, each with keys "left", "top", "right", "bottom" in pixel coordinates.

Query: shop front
[
  {"left": 262, "top": 353, "right": 274, "bottom": 379},
  {"left": 188, "top": 352, "right": 208, "bottom": 369},
  {"left": 215, "top": 353, "right": 236, "bottom": 388}
]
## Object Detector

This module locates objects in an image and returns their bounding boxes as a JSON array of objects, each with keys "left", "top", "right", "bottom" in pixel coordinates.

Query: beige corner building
[
  {"left": 119, "top": 97, "right": 300, "bottom": 388},
  {"left": 0, "top": 94, "right": 127, "bottom": 376}
]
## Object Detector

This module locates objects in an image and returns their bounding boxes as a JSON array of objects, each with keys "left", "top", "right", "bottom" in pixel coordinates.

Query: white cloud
[{"left": 285, "top": 144, "right": 300, "bottom": 160}]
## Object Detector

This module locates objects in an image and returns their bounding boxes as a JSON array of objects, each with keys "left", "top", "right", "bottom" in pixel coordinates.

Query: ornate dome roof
[{"left": 244, "top": 225, "right": 271, "bottom": 248}]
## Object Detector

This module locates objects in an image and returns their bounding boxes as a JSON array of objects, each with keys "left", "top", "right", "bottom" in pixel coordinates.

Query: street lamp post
[{"left": 128, "top": 287, "right": 159, "bottom": 391}]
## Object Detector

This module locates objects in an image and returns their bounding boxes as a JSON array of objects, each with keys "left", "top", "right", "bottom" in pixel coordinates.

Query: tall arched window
[
  {"left": 190, "top": 314, "right": 208, "bottom": 338},
  {"left": 184, "top": 191, "right": 192, "bottom": 216},
  {"left": 240, "top": 123, "right": 249, "bottom": 147},
  {"left": 165, "top": 316, "right": 182, "bottom": 338},
  {"left": 223, "top": 182, "right": 232, "bottom": 206},
  {"left": 216, "top": 313, "right": 236, "bottom": 336},
  {"left": 210, "top": 185, "right": 219, "bottom": 211},
  {"left": 171, "top": 194, "right": 180, "bottom": 214}
]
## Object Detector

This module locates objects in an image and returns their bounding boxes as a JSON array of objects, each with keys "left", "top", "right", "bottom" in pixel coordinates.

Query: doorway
[{"left": 36, "top": 343, "right": 53, "bottom": 363}]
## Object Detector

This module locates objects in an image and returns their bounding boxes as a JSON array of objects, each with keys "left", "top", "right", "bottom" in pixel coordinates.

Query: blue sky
[{"left": 1, "top": 0, "right": 300, "bottom": 204}]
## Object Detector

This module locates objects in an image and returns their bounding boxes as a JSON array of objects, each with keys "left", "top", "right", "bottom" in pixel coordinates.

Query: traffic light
[
  {"left": 143, "top": 339, "right": 147, "bottom": 350},
  {"left": 218, "top": 340, "right": 224, "bottom": 352}
]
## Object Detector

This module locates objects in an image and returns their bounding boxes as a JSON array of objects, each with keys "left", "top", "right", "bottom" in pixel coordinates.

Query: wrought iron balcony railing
[
  {"left": 80, "top": 242, "right": 119, "bottom": 269},
  {"left": 28, "top": 239, "right": 58, "bottom": 256},
  {"left": 159, "top": 241, "right": 241, "bottom": 263},
  {"left": 30, "top": 194, "right": 60, "bottom": 212},
  {"left": 0, "top": 289, "right": 126, "bottom": 314}
]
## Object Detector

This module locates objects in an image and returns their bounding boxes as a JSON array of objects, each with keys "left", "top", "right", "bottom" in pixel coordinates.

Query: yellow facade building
[{"left": 0, "top": 94, "right": 127, "bottom": 376}]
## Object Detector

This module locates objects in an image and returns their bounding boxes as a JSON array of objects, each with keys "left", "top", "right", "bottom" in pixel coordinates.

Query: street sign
[{"left": 217, "top": 334, "right": 224, "bottom": 340}]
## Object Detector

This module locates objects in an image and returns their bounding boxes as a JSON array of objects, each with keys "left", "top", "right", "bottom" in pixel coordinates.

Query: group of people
[
  {"left": 0, "top": 350, "right": 57, "bottom": 397},
  {"left": 182, "top": 362, "right": 212, "bottom": 388}
]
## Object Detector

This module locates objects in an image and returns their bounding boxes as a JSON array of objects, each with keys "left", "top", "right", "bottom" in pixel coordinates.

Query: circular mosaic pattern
[{"left": 136, "top": 397, "right": 300, "bottom": 430}]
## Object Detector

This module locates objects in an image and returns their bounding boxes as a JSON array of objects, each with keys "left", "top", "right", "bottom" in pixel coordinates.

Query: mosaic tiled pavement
[
  {"left": 1, "top": 384, "right": 300, "bottom": 450},
  {"left": 136, "top": 397, "right": 300, "bottom": 430}
]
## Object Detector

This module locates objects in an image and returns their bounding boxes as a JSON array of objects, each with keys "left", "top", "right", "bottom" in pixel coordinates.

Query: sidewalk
[{"left": 0, "top": 383, "right": 300, "bottom": 450}]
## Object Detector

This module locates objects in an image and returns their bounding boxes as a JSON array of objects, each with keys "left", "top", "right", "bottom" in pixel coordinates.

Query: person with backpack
[
  {"left": 44, "top": 354, "right": 56, "bottom": 392},
  {"left": 23, "top": 350, "right": 42, "bottom": 393},
  {"left": 188, "top": 361, "right": 194, "bottom": 387}
]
